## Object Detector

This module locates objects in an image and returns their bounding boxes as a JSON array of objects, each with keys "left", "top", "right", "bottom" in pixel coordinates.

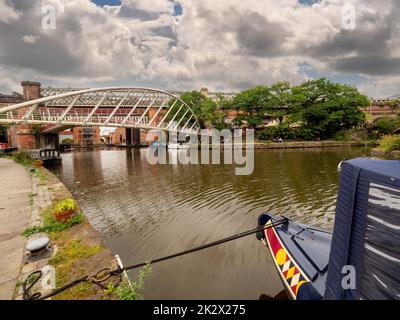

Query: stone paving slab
[{"left": 0, "top": 158, "right": 31, "bottom": 300}]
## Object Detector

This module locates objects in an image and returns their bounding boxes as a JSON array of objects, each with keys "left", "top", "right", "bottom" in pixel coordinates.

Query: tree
[
  {"left": 212, "top": 93, "right": 233, "bottom": 130},
  {"left": 388, "top": 99, "right": 400, "bottom": 114},
  {"left": 171, "top": 91, "right": 218, "bottom": 129},
  {"left": 231, "top": 86, "right": 270, "bottom": 128},
  {"left": 172, "top": 91, "right": 232, "bottom": 129},
  {"left": 265, "top": 81, "right": 294, "bottom": 123},
  {"left": 290, "top": 78, "right": 369, "bottom": 139},
  {"left": 370, "top": 116, "right": 400, "bottom": 135}
]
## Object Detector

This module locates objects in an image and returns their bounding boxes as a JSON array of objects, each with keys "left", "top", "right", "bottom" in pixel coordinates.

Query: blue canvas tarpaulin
[{"left": 324, "top": 158, "right": 400, "bottom": 300}]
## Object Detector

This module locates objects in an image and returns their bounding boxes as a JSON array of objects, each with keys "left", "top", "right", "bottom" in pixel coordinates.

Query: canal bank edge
[
  {"left": 12, "top": 162, "right": 118, "bottom": 300},
  {"left": 370, "top": 149, "right": 400, "bottom": 160},
  {"left": 252, "top": 140, "right": 378, "bottom": 149}
]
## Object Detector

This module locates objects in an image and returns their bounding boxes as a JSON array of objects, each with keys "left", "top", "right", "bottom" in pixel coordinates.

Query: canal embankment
[
  {"left": 63, "top": 140, "right": 377, "bottom": 151},
  {"left": 252, "top": 140, "right": 377, "bottom": 149},
  {"left": 0, "top": 155, "right": 120, "bottom": 300},
  {"left": 370, "top": 149, "right": 400, "bottom": 160}
]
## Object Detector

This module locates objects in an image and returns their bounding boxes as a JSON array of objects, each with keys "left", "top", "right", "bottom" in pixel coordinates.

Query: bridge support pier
[
  {"left": 6, "top": 81, "right": 42, "bottom": 151},
  {"left": 125, "top": 128, "right": 141, "bottom": 146},
  {"left": 8, "top": 124, "right": 38, "bottom": 150}
]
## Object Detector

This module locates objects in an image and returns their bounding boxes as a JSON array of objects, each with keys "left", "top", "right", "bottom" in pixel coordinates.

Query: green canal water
[{"left": 50, "top": 146, "right": 366, "bottom": 299}]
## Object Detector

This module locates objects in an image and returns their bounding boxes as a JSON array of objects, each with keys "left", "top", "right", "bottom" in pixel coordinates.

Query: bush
[
  {"left": 104, "top": 263, "right": 152, "bottom": 300},
  {"left": 378, "top": 135, "right": 400, "bottom": 152},
  {"left": 53, "top": 199, "right": 76, "bottom": 216},
  {"left": 12, "top": 152, "right": 33, "bottom": 167},
  {"left": 334, "top": 131, "right": 351, "bottom": 141},
  {"left": 295, "top": 127, "right": 317, "bottom": 141},
  {"left": 257, "top": 124, "right": 295, "bottom": 141},
  {"left": 22, "top": 210, "right": 84, "bottom": 237},
  {"left": 370, "top": 117, "right": 400, "bottom": 135}
]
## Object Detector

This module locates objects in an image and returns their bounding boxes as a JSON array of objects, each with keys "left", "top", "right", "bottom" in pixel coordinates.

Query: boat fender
[{"left": 256, "top": 214, "right": 272, "bottom": 240}]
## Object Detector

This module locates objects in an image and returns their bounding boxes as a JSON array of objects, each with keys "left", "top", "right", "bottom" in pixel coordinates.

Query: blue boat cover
[{"left": 324, "top": 158, "right": 400, "bottom": 300}]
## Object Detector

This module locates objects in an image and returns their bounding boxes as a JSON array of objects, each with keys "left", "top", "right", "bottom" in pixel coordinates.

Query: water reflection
[{"left": 51, "top": 147, "right": 365, "bottom": 299}]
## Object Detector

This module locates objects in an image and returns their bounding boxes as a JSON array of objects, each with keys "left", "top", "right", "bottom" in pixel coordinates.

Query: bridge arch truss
[{"left": 0, "top": 87, "right": 201, "bottom": 134}]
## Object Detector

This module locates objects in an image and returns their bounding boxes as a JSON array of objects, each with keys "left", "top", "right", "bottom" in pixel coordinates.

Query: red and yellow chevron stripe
[{"left": 264, "top": 223, "right": 309, "bottom": 299}]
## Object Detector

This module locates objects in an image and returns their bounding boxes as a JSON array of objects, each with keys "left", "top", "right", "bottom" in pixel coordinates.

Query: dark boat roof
[
  {"left": 272, "top": 217, "right": 331, "bottom": 298},
  {"left": 345, "top": 157, "right": 400, "bottom": 179},
  {"left": 325, "top": 157, "right": 400, "bottom": 300}
]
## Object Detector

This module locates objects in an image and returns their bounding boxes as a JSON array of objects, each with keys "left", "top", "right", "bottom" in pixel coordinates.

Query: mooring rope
[{"left": 22, "top": 217, "right": 288, "bottom": 300}]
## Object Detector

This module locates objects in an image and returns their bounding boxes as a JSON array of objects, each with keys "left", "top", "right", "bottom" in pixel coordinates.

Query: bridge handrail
[{"left": 0, "top": 87, "right": 200, "bottom": 128}]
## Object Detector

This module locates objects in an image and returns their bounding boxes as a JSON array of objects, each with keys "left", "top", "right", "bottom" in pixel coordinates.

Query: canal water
[{"left": 50, "top": 146, "right": 365, "bottom": 299}]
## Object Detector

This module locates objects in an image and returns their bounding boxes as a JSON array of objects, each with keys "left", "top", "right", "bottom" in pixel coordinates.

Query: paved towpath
[{"left": 0, "top": 158, "right": 31, "bottom": 299}]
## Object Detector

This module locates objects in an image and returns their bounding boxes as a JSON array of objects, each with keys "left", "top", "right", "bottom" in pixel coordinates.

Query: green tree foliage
[
  {"left": 378, "top": 135, "right": 400, "bottom": 152},
  {"left": 167, "top": 91, "right": 214, "bottom": 129},
  {"left": 369, "top": 116, "right": 400, "bottom": 135},
  {"left": 232, "top": 86, "right": 270, "bottom": 128},
  {"left": 0, "top": 124, "right": 9, "bottom": 134},
  {"left": 289, "top": 78, "right": 368, "bottom": 139},
  {"left": 265, "top": 81, "right": 295, "bottom": 123},
  {"left": 256, "top": 123, "right": 295, "bottom": 141},
  {"left": 172, "top": 91, "right": 233, "bottom": 129},
  {"left": 104, "top": 263, "right": 152, "bottom": 300},
  {"left": 388, "top": 99, "right": 400, "bottom": 112},
  {"left": 176, "top": 78, "right": 369, "bottom": 140},
  {"left": 30, "top": 124, "right": 44, "bottom": 137},
  {"left": 62, "top": 138, "right": 74, "bottom": 145}
]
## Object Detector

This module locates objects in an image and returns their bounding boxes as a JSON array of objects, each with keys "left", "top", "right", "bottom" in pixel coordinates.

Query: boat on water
[
  {"left": 0, "top": 143, "right": 17, "bottom": 154},
  {"left": 257, "top": 157, "right": 400, "bottom": 300}
]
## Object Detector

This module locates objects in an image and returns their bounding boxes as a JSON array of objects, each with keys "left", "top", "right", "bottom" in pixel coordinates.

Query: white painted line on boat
[
  {"left": 368, "top": 215, "right": 400, "bottom": 230},
  {"left": 365, "top": 244, "right": 400, "bottom": 263},
  {"left": 370, "top": 183, "right": 400, "bottom": 195}
]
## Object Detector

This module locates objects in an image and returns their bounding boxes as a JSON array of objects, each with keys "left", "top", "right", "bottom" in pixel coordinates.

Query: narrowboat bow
[
  {"left": 257, "top": 214, "right": 331, "bottom": 300},
  {"left": 257, "top": 157, "right": 400, "bottom": 300}
]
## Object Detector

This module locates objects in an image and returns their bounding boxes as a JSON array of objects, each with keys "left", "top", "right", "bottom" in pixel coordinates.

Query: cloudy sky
[{"left": 0, "top": 0, "right": 399, "bottom": 98}]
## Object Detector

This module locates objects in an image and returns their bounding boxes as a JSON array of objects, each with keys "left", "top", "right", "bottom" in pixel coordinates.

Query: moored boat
[
  {"left": 257, "top": 157, "right": 400, "bottom": 300},
  {"left": 257, "top": 214, "right": 331, "bottom": 299}
]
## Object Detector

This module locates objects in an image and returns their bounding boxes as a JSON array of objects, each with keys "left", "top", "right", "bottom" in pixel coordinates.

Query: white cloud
[
  {"left": 22, "top": 35, "right": 40, "bottom": 44},
  {"left": 0, "top": 0, "right": 399, "bottom": 97},
  {"left": 0, "top": 0, "right": 20, "bottom": 23}
]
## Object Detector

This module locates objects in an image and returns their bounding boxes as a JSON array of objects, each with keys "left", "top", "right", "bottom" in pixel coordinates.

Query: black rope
[
  {"left": 120, "top": 218, "right": 287, "bottom": 273},
  {"left": 23, "top": 271, "right": 88, "bottom": 300},
  {"left": 23, "top": 217, "right": 287, "bottom": 300}
]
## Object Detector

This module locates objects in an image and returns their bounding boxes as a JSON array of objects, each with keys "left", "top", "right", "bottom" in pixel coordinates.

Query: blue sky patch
[
  {"left": 92, "top": 0, "right": 121, "bottom": 6},
  {"left": 92, "top": 0, "right": 183, "bottom": 16},
  {"left": 298, "top": 0, "right": 321, "bottom": 6},
  {"left": 298, "top": 62, "right": 368, "bottom": 87},
  {"left": 173, "top": 2, "right": 183, "bottom": 16}
]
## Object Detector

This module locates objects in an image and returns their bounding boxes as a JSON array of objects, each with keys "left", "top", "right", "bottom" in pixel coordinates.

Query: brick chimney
[
  {"left": 9, "top": 81, "right": 43, "bottom": 150},
  {"left": 200, "top": 87, "right": 209, "bottom": 97},
  {"left": 21, "top": 81, "right": 41, "bottom": 100}
]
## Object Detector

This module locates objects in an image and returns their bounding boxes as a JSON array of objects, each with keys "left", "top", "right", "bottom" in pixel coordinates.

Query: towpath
[{"left": 0, "top": 158, "right": 31, "bottom": 299}]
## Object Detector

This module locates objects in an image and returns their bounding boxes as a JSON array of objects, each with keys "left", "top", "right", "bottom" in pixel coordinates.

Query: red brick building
[
  {"left": 72, "top": 127, "right": 101, "bottom": 145},
  {"left": 109, "top": 128, "right": 148, "bottom": 145},
  {"left": 0, "top": 81, "right": 42, "bottom": 149}
]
